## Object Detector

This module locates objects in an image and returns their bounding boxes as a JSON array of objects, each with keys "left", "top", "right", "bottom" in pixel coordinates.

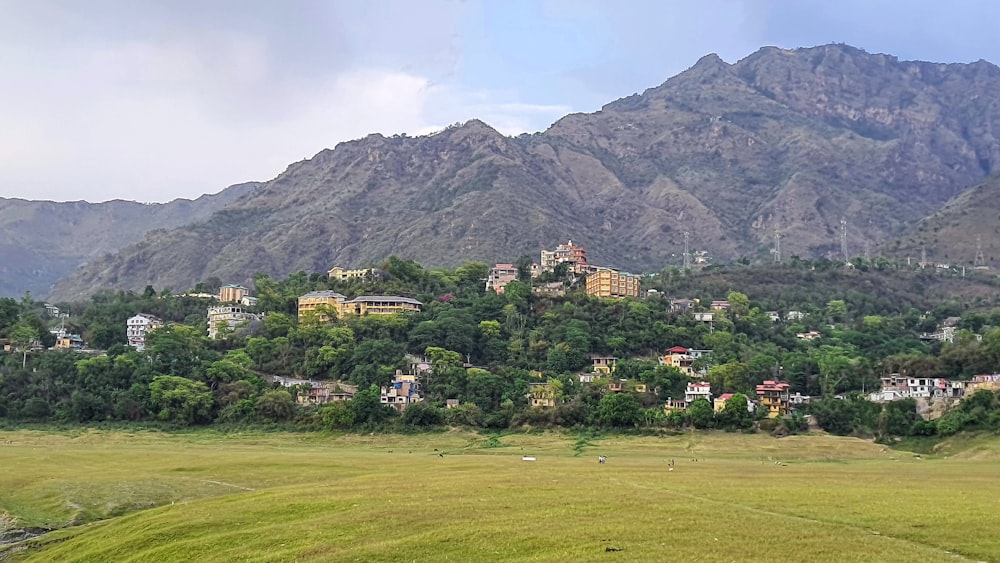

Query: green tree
[
  {"left": 686, "top": 398, "right": 715, "bottom": 429},
  {"left": 148, "top": 375, "right": 214, "bottom": 425},
  {"left": 257, "top": 390, "right": 295, "bottom": 422},
  {"left": 596, "top": 393, "right": 642, "bottom": 427}
]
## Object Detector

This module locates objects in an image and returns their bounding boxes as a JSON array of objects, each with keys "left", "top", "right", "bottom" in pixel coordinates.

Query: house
[
  {"left": 967, "top": 374, "right": 1000, "bottom": 394},
  {"left": 55, "top": 333, "right": 84, "bottom": 350},
  {"left": 218, "top": 284, "right": 248, "bottom": 303},
  {"left": 710, "top": 300, "right": 730, "bottom": 311},
  {"left": 445, "top": 399, "right": 460, "bottom": 409},
  {"left": 755, "top": 380, "right": 791, "bottom": 418},
  {"left": 664, "top": 398, "right": 689, "bottom": 412},
  {"left": 486, "top": 263, "right": 519, "bottom": 294},
  {"left": 297, "top": 382, "right": 357, "bottom": 405},
  {"left": 919, "top": 326, "right": 956, "bottom": 344},
  {"left": 693, "top": 312, "right": 714, "bottom": 323},
  {"left": 606, "top": 380, "right": 625, "bottom": 393},
  {"left": 670, "top": 298, "right": 695, "bottom": 312},
  {"left": 767, "top": 311, "right": 781, "bottom": 322},
  {"left": 796, "top": 330, "right": 821, "bottom": 341},
  {"left": 713, "top": 393, "right": 733, "bottom": 412},
  {"left": 579, "top": 373, "right": 597, "bottom": 383},
  {"left": 684, "top": 381, "right": 712, "bottom": 405},
  {"left": 540, "top": 240, "right": 590, "bottom": 274},
  {"left": 327, "top": 266, "right": 376, "bottom": 282},
  {"left": 381, "top": 370, "right": 422, "bottom": 412},
  {"left": 126, "top": 313, "right": 163, "bottom": 351},
  {"left": 659, "top": 346, "right": 696, "bottom": 376},
  {"left": 44, "top": 303, "right": 60, "bottom": 317},
  {"left": 528, "top": 382, "right": 558, "bottom": 408},
  {"left": 207, "top": 305, "right": 260, "bottom": 338},
  {"left": 788, "top": 392, "right": 811, "bottom": 406},
  {"left": 592, "top": 355, "right": 618, "bottom": 374},
  {"left": 585, "top": 268, "right": 640, "bottom": 299},
  {"left": 532, "top": 282, "right": 566, "bottom": 297},
  {"left": 786, "top": 310, "right": 806, "bottom": 321}
]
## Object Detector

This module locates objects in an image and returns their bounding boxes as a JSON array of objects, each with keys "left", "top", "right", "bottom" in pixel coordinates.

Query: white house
[{"left": 126, "top": 313, "right": 164, "bottom": 351}]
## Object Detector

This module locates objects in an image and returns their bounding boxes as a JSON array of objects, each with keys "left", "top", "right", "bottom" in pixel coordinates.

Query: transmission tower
[
  {"left": 683, "top": 232, "right": 691, "bottom": 269},
  {"left": 919, "top": 246, "right": 928, "bottom": 268},
  {"left": 773, "top": 231, "right": 781, "bottom": 263},
  {"left": 840, "top": 217, "right": 848, "bottom": 264},
  {"left": 864, "top": 240, "right": 871, "bottom": 262},
  {"left": 974, "top": 235, "right": 988, "bottom": 269}
]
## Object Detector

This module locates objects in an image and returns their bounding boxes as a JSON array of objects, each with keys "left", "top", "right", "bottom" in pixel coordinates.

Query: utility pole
[
  {"left": 773, "top": 231, "right": 781, "bottom": 263},
  {"left": 974, "top": 235, "right": 988, "bottom": 269}
]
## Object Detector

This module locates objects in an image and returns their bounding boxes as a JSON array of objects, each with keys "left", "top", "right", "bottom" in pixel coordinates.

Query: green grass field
[{"left": 1, "top": 429, "right": 999, "bottom": 562}]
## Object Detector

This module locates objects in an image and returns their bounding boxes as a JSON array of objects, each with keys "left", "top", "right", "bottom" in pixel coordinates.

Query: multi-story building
[
  {"left": 755, "top": 380, "right": 791, "bottom": 418},
  {"left": 660, "top": 346, "right": 696, "bottom": 376},
  {"left": 685, "top": 381, "right": 712, "bottom": 405},
  {"left": 297, "top": 291, "right": 348, "bottom": 322},
  {"left": 540, "top": 240, "right": 591, "bottom": 274},
  {"left": 592, "top": 355, "right": 618, "bottom": 375},
  {"left": 381, "top": 370, "right": 421, "bottom": 412},
  {"left": 327, "top": 266, "right": 376, "bottom": 282},
  {"left": 207, "top": 305, "right": 260, "bottom": 339},
  {"left": 343, "top": 296, "right": 423, "bottom": 316},
  {"left": 218, "top": 284, "right": 248, "bottom": 303},
  {"left": 486, "top": 263, "right": 518, "bottom": 294},
  {"left": 585, "top": 268, "right": 640, "bottom": 299},
  {"left": 297, "top": 291, "right": 423, "bottom": 322},
  {"left": 126, "top": 313, "right": 163, "bottom": 351}
]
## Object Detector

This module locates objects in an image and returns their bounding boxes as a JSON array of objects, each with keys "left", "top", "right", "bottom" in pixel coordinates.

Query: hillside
[
  {"left": 890, "top": 173, "right": 1000, "bottom": 268},
  {"left": 0, "top": 182, "right": 258, "bottom": 298},
  {"left": 49, "top": 43, "right": 1000, "bottom": 300}
]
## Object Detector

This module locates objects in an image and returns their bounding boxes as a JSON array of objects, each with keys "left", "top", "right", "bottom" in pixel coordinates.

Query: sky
[{"left": 2, "top": 0, "right": 1000, "bottom": 203}]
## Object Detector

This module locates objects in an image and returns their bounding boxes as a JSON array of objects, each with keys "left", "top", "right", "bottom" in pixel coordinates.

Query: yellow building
[
  {"left": 218, "top": 284, "right": 248, "bottom": 303},
  {"left": 327, "top": 266, "right": 375, "bottom": 282},
  {"left": 298, "top": 292, "right": 423, "bottom": 322},
  {"left": 585, "top": 268, "right": 640, "bottom": 299},
  {"left": 297, "top": 291, "right": 348, "bottom": 322},
  {"left": 341, "top": 295, "right": 423, "bottom": 316}
]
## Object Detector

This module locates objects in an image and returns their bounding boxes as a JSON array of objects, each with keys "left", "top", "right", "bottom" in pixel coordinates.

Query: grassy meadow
[{"left": 1, "top": 429, "right": 999, "bottom": 562}]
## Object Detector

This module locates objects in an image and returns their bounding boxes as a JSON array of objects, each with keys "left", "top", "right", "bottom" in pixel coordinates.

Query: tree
[
  {"left": 717, "top": 393, "right": 752, "bottom": 431},
  {"left": 148, "top": 375, "right": 214, "bottom": 425},
  {"left": 727, "top": 291, "right": 750, "bottom": 319},
  {"left": 596, "top": 393, "right": 642, "bottom": 427},
  {"left": 686, "top": 398, "right": 715, "bottom": 429},
  {"left": 257, "top": 390, "right": 295, "bottom": 422},
  {"left": 10, "top": 324, "right": 38, "bottom": 369}
]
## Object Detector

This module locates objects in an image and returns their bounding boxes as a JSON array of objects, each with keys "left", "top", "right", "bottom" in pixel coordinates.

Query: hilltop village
[{"left": 2, "top": 238, "right": 1000, "bottom": 438}]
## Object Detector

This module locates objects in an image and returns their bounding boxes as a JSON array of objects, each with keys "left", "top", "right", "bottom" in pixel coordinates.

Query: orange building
[{"left": 586, "top": 268, "right": 640, "bottom": 299}]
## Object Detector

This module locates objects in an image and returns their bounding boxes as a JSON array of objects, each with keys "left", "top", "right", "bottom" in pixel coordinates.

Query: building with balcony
[
  {"left": 486, "top": 263, "right": 519, "bottom": 294},
  {"left": 755, "top": 380, "right": 791, "bottom": 418},
  {"left": 585, "top": 268, "right": 640, "bottom": 299},
  {"left": 126, "top": 313, "right": 163, "bottom": 351},
  {"left": 218, "top": 284, "right": 249, "bottom": 303},
  {"left": 327, "top": 266, "right": 376, "bottom": 282},
  {"left": 297, "top": 291, "right": 348, "bottom": 322},
  {"left": 207, "top": 305, "right": 260, "bottom": 339},
  {"left": 381, "top": 370, "right": 421, "bottom": 412},
  {"left": 685, "top": 381, "right": 712, "bottom": 405}
]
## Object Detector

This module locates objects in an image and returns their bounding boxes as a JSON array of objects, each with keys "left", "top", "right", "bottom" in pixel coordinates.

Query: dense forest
[{"left": 2, "top": 258, "right": 1000, "bottom": 440}]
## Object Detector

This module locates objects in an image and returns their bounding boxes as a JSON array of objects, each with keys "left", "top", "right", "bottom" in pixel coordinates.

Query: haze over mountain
[
  {"left": 0, "top": 183, "right": 258, "bottom": 298},
  {"left": 46, "top": 44, "right": 1000, "bottom": 301}
]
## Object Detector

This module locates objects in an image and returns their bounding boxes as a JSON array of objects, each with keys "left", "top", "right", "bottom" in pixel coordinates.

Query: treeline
[{"left": 0, "top": 259, "right": 998, "bottom": 435}]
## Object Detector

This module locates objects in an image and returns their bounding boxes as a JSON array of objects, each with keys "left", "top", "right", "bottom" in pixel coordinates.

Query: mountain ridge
[{"left": 45, "top": 43, "right": 1000, "bottom": 300}]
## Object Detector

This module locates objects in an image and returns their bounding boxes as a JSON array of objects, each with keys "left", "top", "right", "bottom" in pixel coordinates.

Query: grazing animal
[{"left": 598, "top": 455, "right": 607, "bottom": 464}]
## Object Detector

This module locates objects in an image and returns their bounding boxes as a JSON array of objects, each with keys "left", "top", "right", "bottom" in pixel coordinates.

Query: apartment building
[{"left": 585, "top": 268, "right": 640, "bottom": 299}]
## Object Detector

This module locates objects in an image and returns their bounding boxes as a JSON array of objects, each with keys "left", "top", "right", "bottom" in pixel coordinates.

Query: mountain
[
  {"left": 48, "top": 44, "right": 1000, "bottom": 300},
  {"left": 890, "top": 173, "right": 1000, "bottom": 268},
  {"left": 0, "top": 182, "right": 258, "bottom": 298}
]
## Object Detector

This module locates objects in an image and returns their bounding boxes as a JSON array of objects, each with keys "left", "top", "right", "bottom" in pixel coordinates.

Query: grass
[{"left": 1, "top": 429, "right": 999, "bottom": 562}]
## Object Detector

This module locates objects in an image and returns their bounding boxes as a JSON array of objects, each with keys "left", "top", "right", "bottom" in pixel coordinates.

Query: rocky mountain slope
[
  {"left": 891, "top": 173, "right": 1000, "bottom": 268},
  {"left": 48, "top": 44, "right": 1000, "bottom": 300},
  {"left": 0, "top": 182, "right": 258, "bottom": 298}
]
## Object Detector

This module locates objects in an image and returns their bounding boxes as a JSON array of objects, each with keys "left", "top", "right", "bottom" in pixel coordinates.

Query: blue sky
[{"left": 1, "top": 0, "right": 999, "bottom": 202}]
